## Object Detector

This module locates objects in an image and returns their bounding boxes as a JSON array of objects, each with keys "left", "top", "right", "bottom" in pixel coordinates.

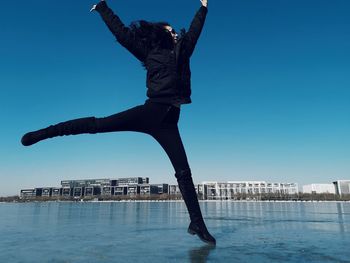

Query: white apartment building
[
  {"left": 200, "top": 181, "right": 298, "bottom": 200},
  {"left": 302, "top": 184, "right": 335, "bottom": 194},
  {"left": 333, "top": 180, "right": 350, "bottom": 196}
]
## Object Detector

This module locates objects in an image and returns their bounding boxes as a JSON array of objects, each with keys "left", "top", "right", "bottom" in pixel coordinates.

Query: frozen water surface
[{"left": 0, "top": 201, "right": 349, "bottom": 262}]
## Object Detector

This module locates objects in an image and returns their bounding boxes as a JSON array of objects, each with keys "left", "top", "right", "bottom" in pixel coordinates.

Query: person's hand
[
  {"left": 90, "top": 0, "right": 105, "bottom": 12},
  {"left": 90, "top": 5, "right": 97, "bottom": 12},
  {"left": 200, "top": 0, "right": 208, "bottom": 7}
]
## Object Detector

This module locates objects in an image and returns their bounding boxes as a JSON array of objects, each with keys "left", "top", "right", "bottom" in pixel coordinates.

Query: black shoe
[
  {"left": 175, "top": 169, "right": 216, "bottom": 245},
  {"left": 21, "top": 130, "right": 47, "bottom": 146},
  {"left": 188, "top": 221, "right": 216, "bottom": 245},
  {"left": 21, "top": 117, "right": 98, "bottom": 146}
]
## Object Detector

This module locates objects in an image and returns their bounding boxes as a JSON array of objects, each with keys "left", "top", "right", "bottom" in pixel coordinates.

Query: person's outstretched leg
[
  {"left": 151, "top": 108, "right": 216, "bottom": 245},
  {"left": 21, "top": 104, "right": 152, "bottom": 146}
]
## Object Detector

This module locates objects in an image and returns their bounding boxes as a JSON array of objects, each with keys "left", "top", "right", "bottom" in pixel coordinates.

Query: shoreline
[{"left": 1, "top": 199, "right": 350, "bottom": 204}]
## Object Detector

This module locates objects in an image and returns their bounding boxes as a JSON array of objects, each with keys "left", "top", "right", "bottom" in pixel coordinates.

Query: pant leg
[
  {"left": 91, "top": 104, "right": 153, "bottom": 134},
  {"left": 151, "top": 127, "right": 190, "bottom": 172},
  {"left": 148, "top": 103, "right": 190, "bottom": 172},
  {"left": 55, "top": 102, "right": 171, "bottom": 135},
  {"left": 149, "top": 106, "right": 207, "bottom": 225},
  {"left": 151, "top": 127, "right": 205, "bottom": 224},
  {"left": 21, "top": 103, "right": 164, "bottom": 146}
]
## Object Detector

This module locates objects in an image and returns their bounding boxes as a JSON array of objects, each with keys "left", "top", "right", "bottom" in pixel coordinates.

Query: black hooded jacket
[{"left": 95, "top": 1, "right": 208, "bottom": 105}]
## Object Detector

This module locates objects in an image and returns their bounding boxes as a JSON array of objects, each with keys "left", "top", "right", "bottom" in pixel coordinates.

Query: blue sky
[{"left": 1, "top": 0, "right": 349, "bottom": 196}]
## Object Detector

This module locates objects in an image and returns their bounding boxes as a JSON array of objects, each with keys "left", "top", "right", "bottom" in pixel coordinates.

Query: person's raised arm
[
  {"left": 182, "top": 0, "right": 208, "bottom": 58},
  {"left": 91, "top": 0, "right": 147, "bottom": 62}
]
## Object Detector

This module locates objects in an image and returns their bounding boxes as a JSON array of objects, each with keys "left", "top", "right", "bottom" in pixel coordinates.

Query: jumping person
[{"left": 21, "top": 0, "right": 216, "bottom": 245}]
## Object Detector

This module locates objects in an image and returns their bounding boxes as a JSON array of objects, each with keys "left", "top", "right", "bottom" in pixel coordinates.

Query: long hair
[{"left": 129, "top": 20, "right": 185, "bottom": 50}]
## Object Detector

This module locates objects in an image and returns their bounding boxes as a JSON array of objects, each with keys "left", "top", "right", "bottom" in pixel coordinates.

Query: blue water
[{"left": 0, "top": 201, "right": 349, "bottom": 263}]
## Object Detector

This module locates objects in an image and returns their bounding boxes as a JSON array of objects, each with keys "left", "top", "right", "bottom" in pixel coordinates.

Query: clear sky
[{"left": 1, "top": 0, "right": 349, "bottom": 196}]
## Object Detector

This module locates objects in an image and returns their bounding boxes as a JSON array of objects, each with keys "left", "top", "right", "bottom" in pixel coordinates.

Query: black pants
[
  {"left": 60, "top": 101, "right": 190, "bottom": 174},
  {"left": 23, "top": 101, "right": 211, "bottom": 231}
]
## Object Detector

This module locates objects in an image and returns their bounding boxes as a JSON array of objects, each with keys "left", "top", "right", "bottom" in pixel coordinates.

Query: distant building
[
  {"left": 62, "top": 187, "right": 72, "bottom": 197},
  {"left": 58, "top": 177, "right": 151, "bottom": 197},
  {"left": 118, "top": 177, "right": 147, "bottom": 186},
  {"left": 21, "top": 177, "right": 310, "bottom": 200},
  {"left": 84, "top": 186, "right": 101, "bottom": 196},
  {"left": 40, "top": 188, "right": 50, "bottom": 197},
  {"left": 127, "top": 185, "right": 140, "bottom": 196},
  {"left": 168, "top": 185, "right": 181, "bottom": 195},
  {"left": 302, "top": 184, "right": 335, "bottom": 194},
  {"left": 61, "top": 178, "right": 116, "bottom": 188},
  {"left": 101, "top": 186, "right": 114, "bottom": 196},
  {"left": 20, "top": 177, "right": 152, "bottom": 199},
  {"left": 20, "top": 189, "right": 38, "bottom": 198},
  {"left": 333, "top": 180, "right": 350, "bottom": 196},
  {"left": 142, "top": 178, "right": 149, "bottom": 184},
  {"left": 139, "top": 185, "right": 157, "bottom": 195},
  {"left": 114, "top": 186, "right": 128, "bottom": 196},
  {"left": 201, "top": 181, "right": 298, "bottom": 200},
  {"left": 73, "top": 187, "right": 84, "bottom": 197},
  {"left": 52, "top": 188, "right": 62, "bottom": 197},
  {"left": 152, "top": 184, "right": 169, "bottom": 194}
]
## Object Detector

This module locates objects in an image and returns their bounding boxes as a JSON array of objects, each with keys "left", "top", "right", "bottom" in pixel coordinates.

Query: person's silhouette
[{"left": 21, "top": 0, "right": 215, "bottom": 245}]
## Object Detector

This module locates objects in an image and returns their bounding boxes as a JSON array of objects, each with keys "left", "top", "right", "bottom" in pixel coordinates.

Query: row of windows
[{"left": 210, "top": 184, "right": 297, "bottom": 189}]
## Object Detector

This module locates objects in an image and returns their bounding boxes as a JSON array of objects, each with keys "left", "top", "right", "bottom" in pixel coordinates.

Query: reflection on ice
[{"left": 0, "top": 201, "right": 349, "bottom": 262}]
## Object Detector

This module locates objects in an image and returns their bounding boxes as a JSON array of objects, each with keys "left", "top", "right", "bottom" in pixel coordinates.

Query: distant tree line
[
  {"left": 1, "top": 193, "right": 350, "bottom": 202},
  {"left": 1, "top": 194, "right": 183, "bottom": 203},
  {"left": 205, "top": 192, "right": 350, "bottom": 201},
  {"left": 0, "top": 196, "right": 21, "bottom": 202},
  {"left": 298, "top": 193, "right": 350, "bottom": 201}
]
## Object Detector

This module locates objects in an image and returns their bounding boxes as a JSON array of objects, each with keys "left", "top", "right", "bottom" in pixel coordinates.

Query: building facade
[
  {"left": 200, "top": 181, "right": 298, "bottom": 200},
  {"left": 20, "top": 177, "right": 156, "bottom": 198},
  {"left": 168, "top": 185, "right": 181, "bottom": 195},
  {"left": 302, "top": 184, "right": 335, "bottom": 194},
  {"left": 333, "top": 180, "right": 350, "bottom": 196},
  {"left": 20, "top": 177, "right": 350, "bottom": 200}
]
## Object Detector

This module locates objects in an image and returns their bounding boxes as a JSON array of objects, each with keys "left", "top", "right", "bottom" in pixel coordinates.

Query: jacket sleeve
[
  {"left": 95, "top": 1, "right": 147, "bottom": 62},
  {"left": 182, "top": 6, "right": 208, "bottom": 58}
]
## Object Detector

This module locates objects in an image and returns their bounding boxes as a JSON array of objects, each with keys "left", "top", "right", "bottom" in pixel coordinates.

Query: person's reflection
[
  {"left": 189, "top": 244, "right": 216, "bottom": 263},
  {"left": 336, "top": 202, "right": 346, "bottom": 234}
]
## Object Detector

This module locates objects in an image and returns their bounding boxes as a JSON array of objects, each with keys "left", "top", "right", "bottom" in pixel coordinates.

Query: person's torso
[{"left": 143, "top": 40, "right": 192, "bottom": 105}]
